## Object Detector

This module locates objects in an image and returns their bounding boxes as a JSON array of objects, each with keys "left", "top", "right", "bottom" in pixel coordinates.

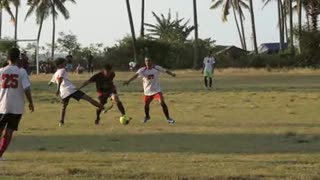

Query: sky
[{"left": 1, "top": 0, "right": 302, "bottom": 50}]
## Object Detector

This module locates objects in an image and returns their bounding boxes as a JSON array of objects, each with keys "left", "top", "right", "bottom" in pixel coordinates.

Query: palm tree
[
  {"left": 262, "top": 0, "right": 285, "bottom": 50},
  {"left": 0, "top": 0, "right": 15, "bottom": 39},
  {"left": 126, "top": 0, "right": 137, "bottom": 63},
  {"left": 11, "top": 0, "right": 19, "bottom": 40},
  {"left": 145, "top": 11, "right": 195, "bottom": 42},
  {"left": 288, "top": 0, "right": 295, "bottom": 54},
  {"left": 26, "top": 0, "right": 75, "bottom": 61},
  {"left": 140, "top": 0, "right": 145, "bottom": 37},
  {"left": 193, "top": 0, "right": 199, "bottom": 69},
  {"left": 210, "top": 0, "right": 249, "bottom": 50},
  {"left": 249, "top": 0, "right": 258, "bottom": 53}
]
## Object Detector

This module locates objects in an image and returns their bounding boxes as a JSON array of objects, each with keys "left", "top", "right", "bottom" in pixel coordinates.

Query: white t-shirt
[
  {"left": 136, "top": 65, "right": 167, "bottom": 96},
  {"left": 203, "top": 57, "right": 216, "bottom": 72},
  {"left": 0, "top": 65, "right": 31, "bottom": 114},
  {"left": 50, "top": 68, "right": 77, "bottom": 99}
]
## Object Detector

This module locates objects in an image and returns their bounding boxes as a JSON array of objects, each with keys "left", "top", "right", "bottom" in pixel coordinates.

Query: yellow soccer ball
[{"left": 119, "top": 115, "right": 130, "bottom": 125}]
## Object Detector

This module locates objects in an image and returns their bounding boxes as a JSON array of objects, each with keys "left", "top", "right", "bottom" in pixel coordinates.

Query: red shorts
[{"left": 144, "top": 92, "right": 163, "bottom": 103}]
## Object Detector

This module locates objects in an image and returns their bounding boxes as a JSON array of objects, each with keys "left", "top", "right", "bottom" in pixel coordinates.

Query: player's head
[
  {"left": 144, "top": 57, "right": 153, "bottom": 68},
  {"left": 208, "top": 50, "right": 213, "bottom": 56},
  {"left": 7, "top": 47, "right": 20, "bottom": 64},
  {"left": 66, "top": 55, "right": 73, "bottom": 62},
  {"left": 55, "top": 58, "right": 67, "bottom": 68},
  {"left": 103, "top": 63, "right": 113, "bottom": 75}
]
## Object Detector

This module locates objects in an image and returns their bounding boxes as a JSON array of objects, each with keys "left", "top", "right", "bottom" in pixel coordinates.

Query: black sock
[
  {"left": 204, "top": 77, "right": 208, "bottom": 87},
  {"left": 144, "top": 105, "right": 150, "bottom": 118},
  {"left": 161, "top": 103, "right": 170, "bottom": 119},
  {"left": 96, "top": 109, "right": 101, "bottom": 120},
  {"left": 209, "top": 78, "right": 212, "bottom": 87},
  {"left": 117, "top": 102, "right": 126, "bottom": 115}
]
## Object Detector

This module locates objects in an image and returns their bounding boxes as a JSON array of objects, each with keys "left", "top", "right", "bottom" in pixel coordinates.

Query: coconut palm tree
[
  {"left": 210, "top": 0, "right": 249, "bottom": 50},
  {"left": 0, "top": 0, "right": 15, "bottom": 39},
  {"left": 288, "top": 0, "right": 295, "bottom": 54},
  {"left": 262, "top": 0, "right": 285, "bottom": 50},
  {"left": 126, "top": 0, "right": 137, "bottom": 63},
  {"left": 193, "top": 0, "right": 199, "bottom": 69},
  {"left": 249, "top": 0, "right": 258, "bottom": 53},
  {"left": 140, "top": 0, "right": 145, "bottom": 37},
  {"left": 26, "top": 0, "right": 75, "bottom": 61},
  {"left": 145, "top": 11, "right": 195, "bottom": 42},
  {"left": 11, "top": 0, "right": 19, "bottom": 40}
]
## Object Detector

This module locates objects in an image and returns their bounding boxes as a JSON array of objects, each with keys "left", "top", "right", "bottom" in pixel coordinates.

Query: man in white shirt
[
  {"left": 201, "top": 51, "right": 216, "bottom": 89},
  {"left": 0, "top": 48, "right": 34, "bottom": 160},
  {"left": 124, "top": 57, "right": 176, "bottom": 124},
  {"left": 49, "top": 58, "right": 104, "bottom": 126}
]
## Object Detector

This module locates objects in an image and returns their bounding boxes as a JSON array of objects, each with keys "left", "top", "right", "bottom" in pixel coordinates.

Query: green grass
[{"left": 1, "top": 69, "right": 320, "bottom": 179}]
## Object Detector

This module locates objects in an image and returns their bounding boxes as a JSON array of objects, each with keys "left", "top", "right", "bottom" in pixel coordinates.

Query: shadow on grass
[{"left": 10, "top": 133, "right": 320, "bottom": 154}]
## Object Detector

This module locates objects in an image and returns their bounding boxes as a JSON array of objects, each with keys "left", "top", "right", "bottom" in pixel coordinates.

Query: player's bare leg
[
  {"left": 159, "top": 96, "right": 175, "bottom": 124},
  {"left": 204, "top": 77, "right": 208, "bottom": 88},
  {"left": 111, "top": 94, "right": 126, "bottom": 116},
  {"left": 81, "top": 94, "right": 104, "bottom": 111},
  {"left": 59, "top": 101, "right": 69, "bottom": 126},
  {"left": 0, "top": 129, "right": 14, "bottom": 158},
  {"left": 144, "top": 100, "right": 151, "bottom": 123},
  {"left": 209, "top": 77, "right": 213, "bottom": 88}
]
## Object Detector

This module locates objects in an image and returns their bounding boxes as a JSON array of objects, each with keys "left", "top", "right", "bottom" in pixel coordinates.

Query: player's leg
[
  {"left": 81, "top": 94, "right": 104, "bottom": 110},
  {"left": 143, "top": 95, "right": 153, "bottom": 123},
  {"left": 209, "top": 72, "right": 213, "bottom": 88},
  {"left": 111, "top": 94, "right": 126, "bottom": 116},
  {"left": 156, "top": 93, "right": 175, "bottom": 124},
  {"left": 95, "top": 95, "right": 107, "bottom": 125},
  {"left": 204, "top": 75, "right": 208, "bottom": 88},
  {"left": 60, "top": 100, "right": 69, "bottom": 126},
  {"left": 0, "top": 114, "right": 21, "bottom": 158}
]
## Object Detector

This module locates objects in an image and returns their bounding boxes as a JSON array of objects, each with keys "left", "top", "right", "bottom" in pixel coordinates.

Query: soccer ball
[{"left": 119, "top": 115, "right": 130, "bottom": 125}]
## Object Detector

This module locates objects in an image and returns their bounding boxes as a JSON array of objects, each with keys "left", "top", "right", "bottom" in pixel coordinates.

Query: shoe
[
  {"left": 95, "top": 119, "right": 100, "bottom": 125},
  {"left": 0, "top": 157, "right": 6, "bottom": 161},
  {"left": 167, "top": 118, "right": 175, "bottom": 124},
  {"left": 59, "top": 121, "right": 64, "bottom": 127},
  {"left": 143, "top": 117, "right": 151, "bottom": 123}
]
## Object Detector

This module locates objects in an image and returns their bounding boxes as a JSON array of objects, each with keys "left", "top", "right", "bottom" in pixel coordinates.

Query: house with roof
[{"left": 258, "top": 43, "right": 288, "bottom": 54}]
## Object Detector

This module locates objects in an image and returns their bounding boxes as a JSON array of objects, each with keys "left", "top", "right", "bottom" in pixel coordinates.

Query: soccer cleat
[
  {"left": 95, "top": 119, "right": 100, "bottom": 125},
  {"left": 167, "top": 118, "right": 175, "bottom": 124},
  {"left": 143, "top": 117, "right": 151, "bottom": 123},
  {"left": 59, "top": 121, "right": 64, "bottom": 127}
]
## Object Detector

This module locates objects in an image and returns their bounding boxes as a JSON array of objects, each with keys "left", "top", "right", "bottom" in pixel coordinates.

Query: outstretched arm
[
  {"left": 123, "top": 74, "right": 139, "bottom": 86},
  {"left": 165, "top": 70, "right": 176, "bottom": 77}
]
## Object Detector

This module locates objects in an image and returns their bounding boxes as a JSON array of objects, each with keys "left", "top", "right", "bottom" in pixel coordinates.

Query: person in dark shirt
[
  {"left": 87, "top": 51, "right": 94, "bottom": 73},
  {"left": 79, "top": 64, "right": 128, "bottom": 125}
]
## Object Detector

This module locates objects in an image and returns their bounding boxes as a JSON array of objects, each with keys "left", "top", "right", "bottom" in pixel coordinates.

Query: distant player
[
  {"left": 201, "top": 50, "right": 216, "bottom": 89},
  {"left": 124, "top": 57, "right": 176, "bottom": 124},
  {"left": 79, "top": 64, "right": 129, "bottom": 125},
  {"left": 48, "top": 58, "right": 104, "bottom": 126},
  {"left": 87, "top": 51, "right": 94, "bottom": 74},
  {"left": 0, "top": 48, "right": 34, "bottom": 160},
  {"left": 129, "top": 61, "right": 137, "bottom": 71}
]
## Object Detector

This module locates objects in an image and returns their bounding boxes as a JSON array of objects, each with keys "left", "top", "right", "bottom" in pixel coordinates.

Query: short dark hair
[
  {"left": 7, "top": 48, "right": 20, "bottom": 63},
  {"left": 104, "top": 64, "right": 113, "bottom": 70},
  {"left": 55, "top": 58, "right": 66, "bottom": 66},
  {"left": 66, "top": 55, "right": 73, "bottom": 59}
]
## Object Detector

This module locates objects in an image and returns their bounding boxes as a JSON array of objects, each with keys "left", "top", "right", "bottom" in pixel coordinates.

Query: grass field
[{"left": 1, "top": 69, "right": 320, "bottom": 179}]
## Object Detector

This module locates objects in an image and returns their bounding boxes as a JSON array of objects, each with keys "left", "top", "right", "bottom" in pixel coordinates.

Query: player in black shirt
[{"left": 79, "top": 64, "right": 127, "bottom": 125}]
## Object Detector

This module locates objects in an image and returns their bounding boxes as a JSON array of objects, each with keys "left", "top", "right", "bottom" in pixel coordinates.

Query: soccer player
[
  {"left": 48, "top": 58, "right": 104, "bottom": 126},
  {"left": 0, "top": 48, "right": 34, "bottom": 160},
  {"left": 124, "top": 57, "right": 176, "bottom": 124},
  {"left": 79, "top": 64, "right": 128, "bottom": 125},
  {"left": 201, "top": 50, "right": 216, "bottom": 89}
]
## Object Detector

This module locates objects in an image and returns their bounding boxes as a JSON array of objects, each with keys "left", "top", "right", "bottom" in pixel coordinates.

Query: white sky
[{"left": 1, "top": 0, "right": 303, "bottom": 50}]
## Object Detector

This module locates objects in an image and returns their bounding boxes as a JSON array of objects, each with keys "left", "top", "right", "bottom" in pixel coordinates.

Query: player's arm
[
  {"left": 56, "top": 77, "right": 63, "bottom": 96},
  {"left": 24, "top": 87, "right": 34, "bottom": 112},
  {"left": 123, "top": 74, "right": 139, "bottom": 86},
  {"left": 165, "top": 70, "right": 176, "bottom": 77}
]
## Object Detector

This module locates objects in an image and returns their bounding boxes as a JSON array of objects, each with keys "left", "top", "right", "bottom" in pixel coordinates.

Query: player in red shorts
[
  {"left": 79, "top": 64, "right": 128, "bottom": 125},
  {"left": 124, "top": 57, "right": 176, "bottom": 124}
]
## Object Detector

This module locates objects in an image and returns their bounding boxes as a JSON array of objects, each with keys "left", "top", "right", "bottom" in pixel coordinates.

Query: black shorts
[
  {"left": 62, "top": 90, "right": 85, "bottom": 103},
  {"left": 0, "top": 114, "right": 22, "bottom": 131},
  {"left": 98, "top": 93, "right": 115, "bottom": 105}
]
